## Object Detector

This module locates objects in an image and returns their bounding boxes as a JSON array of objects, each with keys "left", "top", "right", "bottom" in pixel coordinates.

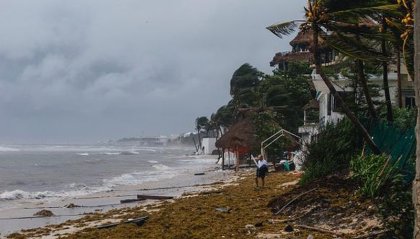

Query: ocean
[{"left": 0, "top": 144, "right": 228, "bottom": 235}]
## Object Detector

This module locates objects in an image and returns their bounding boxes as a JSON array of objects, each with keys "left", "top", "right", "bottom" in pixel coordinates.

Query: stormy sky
[{"left": 0, "top": 0, "right": 305, "bottom": 144}]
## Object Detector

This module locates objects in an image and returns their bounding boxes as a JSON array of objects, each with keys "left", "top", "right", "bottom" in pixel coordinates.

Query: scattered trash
[
  {"left": 215, "top": 207, "right": 231, "bottom": 213},
  {"left": 194, "top": 172, "right": 205, "bottom": 176}
]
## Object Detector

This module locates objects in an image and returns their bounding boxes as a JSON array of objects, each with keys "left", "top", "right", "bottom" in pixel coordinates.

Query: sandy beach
[{"left": 4, "top": 170, "right": 321, "bottom": 239}]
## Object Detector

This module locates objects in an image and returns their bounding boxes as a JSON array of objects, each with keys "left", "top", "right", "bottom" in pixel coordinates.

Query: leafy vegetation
[
  {"left": 301, "top": 119, "right": 360, "bottom": 185},
  {"left": 351, "top": 153, "right": 414, "bottom": 238}
]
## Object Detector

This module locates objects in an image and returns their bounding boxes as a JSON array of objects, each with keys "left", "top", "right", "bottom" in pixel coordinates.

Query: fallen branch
[
  {"left": 295, "top": 224, "right": 343, "bottom": 236},
  {"left": 274, "top": 187, "right": 318, "bottom": 215}
]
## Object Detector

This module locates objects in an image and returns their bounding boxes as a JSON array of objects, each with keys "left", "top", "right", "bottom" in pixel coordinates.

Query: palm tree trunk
[
  {"left": 397, "top": 48, "right": 403, "bottom": 108},
  {"left": 382, "top": 17, "right": 394, "bottom": 122},
  {"left": 312, "top": 26, "right": 380, "bottom": 154},
  {"left": 356, "top": 60, "right": 377, "bottom": 118},
  {"left": 412, "top": 2, "right": 420, "bottom": 238}
]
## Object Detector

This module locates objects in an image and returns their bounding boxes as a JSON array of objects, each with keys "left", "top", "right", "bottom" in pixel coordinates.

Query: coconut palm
[
  {"left": 266, "top": 0, "right": 394, "bottom": 154},
  {"left": 413, "top": 1, "right": 419, "bottom": 237}
]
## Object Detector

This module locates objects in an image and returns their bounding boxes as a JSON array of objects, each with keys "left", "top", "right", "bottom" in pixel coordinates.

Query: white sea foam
[
  {"left": 148, "top": 160, "right": 159, "bottom": 164},
  {"left": 152, "top": 164, "right": 170, "bottom": 171},
  {"left": 104, "top": 152, "right": 121, "bottom": 155},
  {"left": 0, "top": 185, "right": 112, "bottom": 201},
  {"left": 77, "top": 153, "right": 89, "bottom": 156},
  {"left": 120, "top": 151, "right": 140, "bottom": 155},
  {"left": 0, "top": 146, "right": 20, "bottom": 152}
]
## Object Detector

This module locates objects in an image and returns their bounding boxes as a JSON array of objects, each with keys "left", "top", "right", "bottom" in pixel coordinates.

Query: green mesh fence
[{"left": 367, "top": 120, "right": 415, "bottom": 181}]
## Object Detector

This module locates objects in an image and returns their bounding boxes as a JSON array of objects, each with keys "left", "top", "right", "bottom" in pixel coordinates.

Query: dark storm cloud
[{"left": 0, "top": 0, "right": 305, "bottom": 143}]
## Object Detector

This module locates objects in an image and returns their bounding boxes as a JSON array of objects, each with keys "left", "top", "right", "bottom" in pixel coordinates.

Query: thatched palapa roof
[
  {"left": 270, "top": 51, "right": 313, "bottom": 67},
  {"left": 215, "top": 118, "right": 258, "bottom": 149}
]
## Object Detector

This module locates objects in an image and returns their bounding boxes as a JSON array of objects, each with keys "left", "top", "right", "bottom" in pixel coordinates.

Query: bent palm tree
[
  {"left": 267, "top": 0, "right": 383, "bottom": 154},
  {"left": 413, "top": 0, "right": 420, "bottom": 237}
]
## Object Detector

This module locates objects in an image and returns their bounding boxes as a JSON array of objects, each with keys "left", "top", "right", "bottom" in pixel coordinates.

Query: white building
[{"left": 201, "top": 137, "right": 217, "bottom": 155}]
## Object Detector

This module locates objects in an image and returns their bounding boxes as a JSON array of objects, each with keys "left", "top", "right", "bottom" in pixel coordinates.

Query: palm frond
[
  {"left": 324, "top": 34, "right": 388, "bottom": 62},
  {"left": 266, "top": 20, "right": 304, "bottom": 38},
  {"left": 329, "top": 4, "right": 402, "bottom": 20}
]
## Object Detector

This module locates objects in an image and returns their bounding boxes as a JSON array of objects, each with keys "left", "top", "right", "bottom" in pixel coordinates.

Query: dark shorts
[{"left": 256, "top": 165, "right": 268, "bottom": 178}]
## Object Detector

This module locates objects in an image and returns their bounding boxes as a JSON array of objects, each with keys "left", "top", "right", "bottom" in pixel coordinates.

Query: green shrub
[
  {"left": 351, "top": 153, "right": 414, "bottom": 238},
  {"left": 300, "top": 119, "right": 359, "bottom": 185},
  {"left": 351, "top": 153, "right": 401, "bottom": 198},
  {"left": 393, "top": 107, "right": 416, "bottom": 131}
]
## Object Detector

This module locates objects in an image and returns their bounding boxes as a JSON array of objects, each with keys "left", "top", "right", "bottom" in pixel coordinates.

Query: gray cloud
[{"left": 0, "top": 0, "right": 305, "bottom": 143}]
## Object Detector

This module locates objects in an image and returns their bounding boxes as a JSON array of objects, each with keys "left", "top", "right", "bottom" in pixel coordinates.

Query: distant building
[{"left": 201, "top": 137, "right": 217, "bottom": 155}]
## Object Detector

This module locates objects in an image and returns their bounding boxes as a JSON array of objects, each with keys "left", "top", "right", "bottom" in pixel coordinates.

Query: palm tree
[
  {"left": 267, "top": 0, "right": 388, "bottom": 154},
  {"left": 195, "top": 116, "right": 209, "bottom": 150},
  {"left": 413, "top": 0, "right": 420, "bottom": 237}
]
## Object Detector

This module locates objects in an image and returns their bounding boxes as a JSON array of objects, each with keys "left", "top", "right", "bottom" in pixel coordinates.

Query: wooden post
[{"left": 222, "top": 148, "right": 225, "bottom": 170}]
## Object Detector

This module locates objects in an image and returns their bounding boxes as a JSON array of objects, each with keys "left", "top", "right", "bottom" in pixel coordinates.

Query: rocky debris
[{"left": 34, "top": 209, "right": 54, "bottom": 217}]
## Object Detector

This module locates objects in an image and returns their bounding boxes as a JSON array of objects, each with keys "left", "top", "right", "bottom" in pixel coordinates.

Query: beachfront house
[{"left": 270, "top": 28, "right": 415, "bottom": 153}]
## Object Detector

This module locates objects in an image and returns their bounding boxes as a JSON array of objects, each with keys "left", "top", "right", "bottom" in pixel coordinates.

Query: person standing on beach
[{"left": 253, "top": 155, "right": 268, "bottom": 187}]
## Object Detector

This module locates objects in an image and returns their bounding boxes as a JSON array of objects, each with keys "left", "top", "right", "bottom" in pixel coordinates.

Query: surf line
[
  {"left": 0, "top": 214, "right": 87, "bottom": 220},
  {"left": 24, "top": 203, "right": 121, "bottom": 210}
]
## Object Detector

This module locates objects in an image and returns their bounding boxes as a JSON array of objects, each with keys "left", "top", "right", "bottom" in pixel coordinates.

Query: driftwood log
[{"left": 137, "top": 195, "right": 174, "bottom": 200}]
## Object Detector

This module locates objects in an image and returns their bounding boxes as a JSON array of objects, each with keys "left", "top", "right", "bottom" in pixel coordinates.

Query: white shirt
[{"left": 257, "top": 159, "right": 267, "bottom": 169}]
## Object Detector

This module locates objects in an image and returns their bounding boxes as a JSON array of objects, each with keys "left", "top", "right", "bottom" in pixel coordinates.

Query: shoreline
[
  {"left": 6, "top": 170, "right": 386, "bottom": 239},
  {"left": 1, "top": 155, "right": 232, "bottom": 238}
]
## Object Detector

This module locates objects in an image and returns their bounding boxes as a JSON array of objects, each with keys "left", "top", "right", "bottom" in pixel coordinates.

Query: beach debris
[
  {"left": 34, "top": 209, "right": 54, "bottom": 217},
  {"left": 120, "top": 198, "right": 146, "bottom": 204},
  {"left": 64, "top": 203, "right": 80, "bottom": 208},
  {"left": 215, "top": 207, "right": 231, "bottom": 213},
  {"left": 254, "top": 221, "right": 263, "bottom": 227},
  {"left": 296, "top": 224, "right": 343, "bottom": 237},
  {"left": 199, "top": 190, "right": 223, "bottom": 195},
  {"left": 96, "top": 216, "right": 149, "bottom": 229},
  {"left": 353, "top": 230, "right": 390, "bottom": 239},
  {"left": 245, "top": 224, "right": 257, "bottom": 234},
  {"left": 274, "top": 187, "right": 318, "bottom": 215},
  {"left": 284, "top": 224, "right": 294, "bottom": 232},
  {"left": 256, "top": 233, "right": 282, "bottom": 239},
  {"left": 307, "top": 235, "right": 314, "bottom": 239},
  {"left": 194, "top": 172, "right": 205, "bottom": 176},
  {"left": 136, "top": 195, "right": 174, "bottom": 200}
]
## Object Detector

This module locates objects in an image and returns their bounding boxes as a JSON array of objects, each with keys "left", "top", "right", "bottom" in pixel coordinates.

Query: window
[{"left": 405, "top": 96, "right": 416, "bottom": 108}]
